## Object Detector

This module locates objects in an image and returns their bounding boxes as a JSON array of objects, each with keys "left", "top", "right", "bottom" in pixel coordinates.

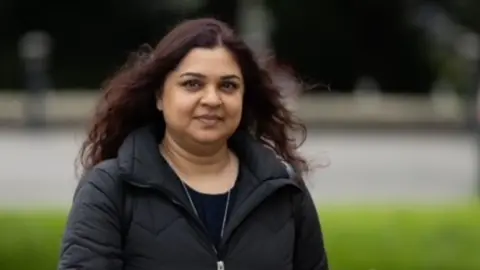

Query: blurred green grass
[
  {"left": 321, "top": 203, "right": 480, "bottom": 270},
  {"left": 0, "top": 203, "right": 479, "bottom": 270}
]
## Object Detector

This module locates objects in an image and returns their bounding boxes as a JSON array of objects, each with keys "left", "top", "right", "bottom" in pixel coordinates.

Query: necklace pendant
[{"left": 217, "top": 261, "right": 225, "bottom": 270}]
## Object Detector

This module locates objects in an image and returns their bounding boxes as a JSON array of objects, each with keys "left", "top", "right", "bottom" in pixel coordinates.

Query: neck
[{"left": 160, "top": 131, "right": 230, "bottom": 176}]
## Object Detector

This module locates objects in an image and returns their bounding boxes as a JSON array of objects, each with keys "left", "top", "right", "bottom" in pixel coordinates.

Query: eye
[
  {"left": 220, "top": 81, "right": 239, "bottom": 92},
  {"left": 181, "top": 79, "right": 203, "bottom": 91}
]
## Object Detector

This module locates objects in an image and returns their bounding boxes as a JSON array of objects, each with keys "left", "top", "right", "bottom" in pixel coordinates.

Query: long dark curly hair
[{"left": 78, "top": 18, "right": 310, "bottom": 179}]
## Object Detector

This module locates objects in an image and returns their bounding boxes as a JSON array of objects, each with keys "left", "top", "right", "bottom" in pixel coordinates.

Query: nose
[{"left": 200, "top": 85, "right": 222, "bottom": 106}]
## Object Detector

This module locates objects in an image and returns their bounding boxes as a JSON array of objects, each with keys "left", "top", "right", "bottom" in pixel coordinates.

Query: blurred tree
[
  {"left": 431, "top": 0, "right": 480, "bottom": 32},
  {"left": 1, "top": 0, "right": 453, "bottom": 95},
  {"left": 199, "top": 0, "right": 239, "bottom": 29},
  {"left": 0, "top": 0, "right": 20, "bottom": 90},
  {"left": 0, "top": 0, "right": 239, "bottom": 90},
  {"left": 2, "top": 0, "right": 147, "bottom": 89},
  {"left": 265, "top": 0, "right": 437, "bottom": 94}
]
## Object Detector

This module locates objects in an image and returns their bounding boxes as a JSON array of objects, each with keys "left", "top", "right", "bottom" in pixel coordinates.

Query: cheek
[
  {"left": 230, "top": 101, "right": 243, "bottom": 120},
  {"left": 162, "top": 92, "right": 196, "bottom": 123},
  {"left": 223, "top": 94, "right": 244, "bottom": 127},
  {"left": 228, "top": 93, "right": 244, "bottom": 117}
]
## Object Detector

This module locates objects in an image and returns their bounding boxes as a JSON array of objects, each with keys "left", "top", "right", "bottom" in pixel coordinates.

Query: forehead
[{"left": 174, "top": 46, "right": 242, "bottom": 78}]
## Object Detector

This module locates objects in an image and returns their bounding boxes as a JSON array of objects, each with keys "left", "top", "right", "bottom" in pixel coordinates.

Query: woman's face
[{"left": 159, "top": 46, "right": 244, "bottom": 145}]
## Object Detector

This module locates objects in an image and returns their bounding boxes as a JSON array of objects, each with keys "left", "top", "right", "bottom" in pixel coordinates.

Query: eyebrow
[{"left": 179, "top": 72, "right": 241, "bottom": 80}]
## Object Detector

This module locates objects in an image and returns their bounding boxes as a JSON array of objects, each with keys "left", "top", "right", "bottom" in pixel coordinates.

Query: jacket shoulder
[
  {"left": 93, "top": 158, "right": 121, "bottom": 179},
  {"left": 74, "top": 159, "right": 123, "bottom": 204}
]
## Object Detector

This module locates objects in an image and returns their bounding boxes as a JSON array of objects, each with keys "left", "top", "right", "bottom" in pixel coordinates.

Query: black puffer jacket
[{"left": 58, "top": 125, "right": 328, "bottom": 270}]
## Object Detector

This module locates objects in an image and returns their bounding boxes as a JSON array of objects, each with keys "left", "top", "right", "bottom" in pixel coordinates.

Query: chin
[{"left": 191, "top": 131, "right": 229, "bottom": 145}]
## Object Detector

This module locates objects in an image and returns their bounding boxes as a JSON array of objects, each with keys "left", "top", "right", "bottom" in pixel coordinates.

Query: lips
[
  {"left": 195, "top": 115, "right": 223, "bottom": 125},
  {"left": 195, "top": 115, "right": 222, "bottom": 120}
]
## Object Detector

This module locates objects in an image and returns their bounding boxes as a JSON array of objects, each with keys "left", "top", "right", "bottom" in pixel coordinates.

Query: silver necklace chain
[
  {"left": 180, "top": 179, "right": 231, "bottom": 239},
  {"left": 160, "top": 144, "right": 232, "bottom": 240}
]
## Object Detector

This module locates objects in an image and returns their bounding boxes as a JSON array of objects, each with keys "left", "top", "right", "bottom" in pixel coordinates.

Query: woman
[{"left": 58, "top": 18, "right": 329, "bottom": 270}]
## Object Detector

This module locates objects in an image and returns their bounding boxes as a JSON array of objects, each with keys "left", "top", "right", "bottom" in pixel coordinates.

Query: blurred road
[{"left": 0, "top": 128, "right": 477, "bottom": 208}]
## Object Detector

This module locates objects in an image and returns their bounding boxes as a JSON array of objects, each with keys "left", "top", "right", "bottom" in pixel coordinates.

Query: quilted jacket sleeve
[
  {"left": 293, "top": 184, "right": 329, "bottom": 270},
  {"left": 58, "top": 168, "right": 123, "bottom": 270}
]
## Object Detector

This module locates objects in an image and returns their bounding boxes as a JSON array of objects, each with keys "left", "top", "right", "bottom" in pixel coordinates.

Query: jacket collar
[{"left": 116, "top": 124, "right": 301, "bottom": 247}]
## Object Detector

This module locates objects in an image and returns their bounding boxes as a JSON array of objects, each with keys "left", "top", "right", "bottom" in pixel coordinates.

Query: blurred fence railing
[{"left": 0, "top": 90, "right": 469, "bottom": 129}]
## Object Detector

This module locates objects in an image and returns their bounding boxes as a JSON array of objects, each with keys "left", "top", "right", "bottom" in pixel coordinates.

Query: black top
[
  {"left": 58, "top": 124, "right": 329, "bottom": 270},
  {"left": 185, "top": 182, "right": 237, "bottom": 248}
]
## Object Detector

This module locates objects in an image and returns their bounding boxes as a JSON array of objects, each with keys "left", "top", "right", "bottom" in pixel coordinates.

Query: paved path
[{"left": 0, "top": 129, "right": 477, "bottom": 208}]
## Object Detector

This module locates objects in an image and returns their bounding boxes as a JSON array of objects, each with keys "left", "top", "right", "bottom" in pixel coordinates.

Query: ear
[
  {"left": 155, "top": 91, "right": 163, "bottom": 111},
  {"left": 156, "top": 99, "right": 163, "bottom": 111}
]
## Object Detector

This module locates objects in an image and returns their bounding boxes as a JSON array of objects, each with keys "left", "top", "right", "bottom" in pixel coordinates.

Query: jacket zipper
[{"left": 171, "top": 198, "right": 225, "bottom": 269}]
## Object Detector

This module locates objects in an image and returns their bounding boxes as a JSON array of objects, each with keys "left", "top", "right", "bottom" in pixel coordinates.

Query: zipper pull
[{"left": 217, "top": 261, "right": 225, "bottom": 270}]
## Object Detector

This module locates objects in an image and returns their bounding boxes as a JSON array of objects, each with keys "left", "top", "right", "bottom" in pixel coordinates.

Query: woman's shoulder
[{"left": 74, "top": 158, "right": 124, "bottom": 202}]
